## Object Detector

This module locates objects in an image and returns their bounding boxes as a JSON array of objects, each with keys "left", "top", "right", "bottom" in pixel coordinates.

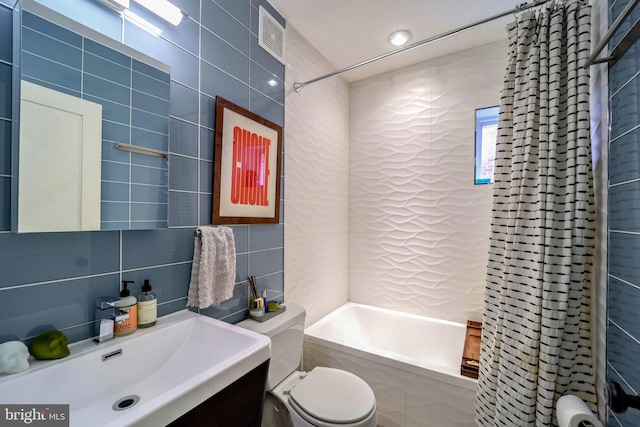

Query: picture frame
[{"left": 212, "top": 97, "right": 283, "bottom": 224}]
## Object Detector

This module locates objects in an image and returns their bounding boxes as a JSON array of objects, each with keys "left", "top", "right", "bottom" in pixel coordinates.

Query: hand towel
[{"left": 187, "top": 226, "right": 236, "bottom": 309}]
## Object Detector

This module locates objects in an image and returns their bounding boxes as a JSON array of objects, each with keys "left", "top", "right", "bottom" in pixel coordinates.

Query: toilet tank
[{"left": 237, "top": 303, "right": 306, "bottom": 389}]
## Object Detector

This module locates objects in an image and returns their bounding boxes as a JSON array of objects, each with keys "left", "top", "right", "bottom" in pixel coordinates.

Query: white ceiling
[{"left": 266, "top": 0, "right": 529, "bottom": 83}]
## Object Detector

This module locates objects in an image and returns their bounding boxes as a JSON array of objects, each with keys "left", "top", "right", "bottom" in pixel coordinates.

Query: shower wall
[
  {"left": 349, "top": 41, "right": 506, "bottom": 324},
  {"left": 283, "top": 25, "right": 350, "bottom": 326}
]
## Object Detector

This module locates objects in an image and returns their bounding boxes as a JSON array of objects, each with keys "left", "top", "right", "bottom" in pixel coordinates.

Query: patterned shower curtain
[{"left": 475, "top": 1, "right": 597, "bottom": 426}]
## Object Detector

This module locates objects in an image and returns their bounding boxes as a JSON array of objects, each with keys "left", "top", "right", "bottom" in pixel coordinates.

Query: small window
[{"left": 474, "top": 106, "right": 499, "bottom": 185}]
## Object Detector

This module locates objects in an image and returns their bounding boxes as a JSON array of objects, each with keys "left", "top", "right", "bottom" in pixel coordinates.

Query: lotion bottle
[
  {"left": 137, "top": 279, "right": 157, "bottom": 328},
  {"left": 114, "top": 280, "right": 137, "bottom": 336}
]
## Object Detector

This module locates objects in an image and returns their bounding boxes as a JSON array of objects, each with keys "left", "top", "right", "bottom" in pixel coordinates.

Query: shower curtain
[{"left": 475, "top": 1, "right": 596, "bottom": 426}]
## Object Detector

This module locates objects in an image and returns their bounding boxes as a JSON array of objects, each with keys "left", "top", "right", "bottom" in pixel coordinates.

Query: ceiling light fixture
[
  {"left": 388, "top": 30, "right": 412, "bottom": 47},
  {"left": 133, "top": 0, "right": 185, "bottom": 26},
  {"left": 267, "top": 79, "right": 278, "bottom": 87}
]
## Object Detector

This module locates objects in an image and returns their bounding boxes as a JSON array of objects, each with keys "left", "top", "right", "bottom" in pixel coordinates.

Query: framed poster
[
  {"left": 474, "top": 105, "right": 499, "bottom": 185},
  {"left": 212, "top": 97, "right": 282, "bottom": 224}
]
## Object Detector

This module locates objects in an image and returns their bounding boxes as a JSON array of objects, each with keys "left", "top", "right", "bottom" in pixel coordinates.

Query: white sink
[{"left": 0, "top": 310, "right": 271, "bottom": 426}]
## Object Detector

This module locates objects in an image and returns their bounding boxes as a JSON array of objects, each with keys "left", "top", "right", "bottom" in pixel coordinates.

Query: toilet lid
[{"left": 289, "top": 367, "right": 375, "bottom": 424}]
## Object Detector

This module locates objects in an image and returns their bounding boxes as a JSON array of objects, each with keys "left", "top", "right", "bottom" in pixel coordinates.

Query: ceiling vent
[{"left": 258, "top": 6, "right": 286, "bottom": 64}]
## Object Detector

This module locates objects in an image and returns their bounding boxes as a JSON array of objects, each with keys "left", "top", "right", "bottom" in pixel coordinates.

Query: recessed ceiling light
[
  {"left": 388, "top": 30, "right": 412, "bottom": 47},
  {"left": 267, "top": 79, "right": 278, "bottom": 87}
]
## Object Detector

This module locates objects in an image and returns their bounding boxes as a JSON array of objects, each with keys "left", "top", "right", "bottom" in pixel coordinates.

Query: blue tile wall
[
  {"left": 21, "top": 10, "right": 171, "bottom": 229},
  {"left": 608, "top": 0, "right": 640, "bottom": 426},
  {"left": 0, "top": 0, "right": 285, "bottom": 345}
]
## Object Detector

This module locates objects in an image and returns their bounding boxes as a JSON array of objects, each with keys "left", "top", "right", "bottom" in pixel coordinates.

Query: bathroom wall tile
[
  {"left": 22, "top": 27, "right": 82, "bottom": 70},
  {"left": 122, "top": 228, "right": 196, "bottom": 269},
  {"left": 170, "top": 81, "right": 199, "bottom": 123},
  {"left": 122, "top": 262, "right": 191, "bottom": 303},
  {"left": 32, "top": 0, "right": 122, "bottom": 43},
  {"left": 608, "top": 323, "right": 640, "bottom": 393},
  {"left": 173, "top": 0, "right": 200, "bottom": 22},
  {"left": 610, "top": 182, "right": 640, "bottom": 231},
  {"left": 1, "top": 0, "right": 285, "bottom": 345},
  {"left": 131, "top": 184, "right": 168, "bottom": 204},
  {"left": 610, "top": 73, "right": 640, "bottom": 142},
  {"left": 610, "top": 128, "right": 640, "bottom": 185},
  {"left": 21, "top": 52, "right": 82, "bottom": 92},
  {"left": 216, "top": 0, "right": 251, "bottom": 29},
  {"left": 131, "top": 165, "right": 168, "bottom": 185},
  {"left": 250, "top": 0, "right": 285, "bottom": 27},
  {"left": 249, "top": 36, "right": 284, "bottom": 80},
  {"left": 0, "top": 273, "right": 120, "bottom": 342},
  {"left": 102, "top": 181, "right": 129, "bottom": 202},
  {"left": 199, "top": 194, "right": 213, "bottom": 225},
  {"left": 168, "top": 191, "right": 198, "bottom": 226},
  {"left": 608, "top": 41, "right": 639, "bottom": 95},
  {"left": 84, "top": 95, "right": 130, "bottom": 125},
  {"left": 132, "top": 70, "right": 170, "bottom": 101},
  {"left": 609, "top": 232, "right": 640, "bottom": 286},
  {"left": 169, "top": 155, "right": 199, "bottom": 192},
  {"left": 199, "top": 282, "right": 248, "bottom": 319},
  {"left": 133, "top": 59, "right": 169, "bottom": 83},
  {"left": 249, "top": 247, "right": 283, "bottom": 277},
  {"left": 130, "top": 128, "right": 169, "bottom": 152},
  {"left": 202, "top": 0, "right": 250, "bottom": 56},
  {"left": 249, "top": 224, "right": 284, "bottom": 251},
  {"left": 22, "top": 11, "right": 82, "bottom": 48},
  {"left": 133, "top": 90, "right": 170, "bottom": 118},
  {"left": 20, "top": 76, "right": 80, "bottom": 98},
  {"left": 249, "top": 4, "right": 258, "bottom": 36},
  {"left": 201, "top": 28, "right": 249, "bottom": 83},
  {"left": 132, "top": 109, "right": 170, "bottom": 135},
  {"left": 0, "top": 231, "right": 120, "bottom": 288},
  {"left": 85, "top": 38, "right": 130, "bottom": 67},
  {"left": 102, "top": 121, "right": 130, "bottom": 144},
  {"left": 131, "top": 220, "right": 168, "bottom": 230},
  {"left": 131, "top": 203, "right": 168, "bottom": 222},
  {"left": 200, "top": 93, "right": 217, "bottom": 129},
  {"left": 250, "top": 61, "right": 284, "bottom": 104},
  {"left": 607, "top": 369, "right": 640, "bottom": 427},
  {"left": 101, "top": 201, "right": 129, "bottom": 222},
  {"left": 200, "top": 127, "right": 215, "bottom": 161},
  {"left": 233, "top": 225, "right": 249, "bottom": 253},
  {"left": 84, "top": 52, "right": 131, "bottom": 87},
  {"left": 159, "top": 17, "right": 199, "bottom": 56},
  {"left": 102, "top": 161, "right": 130, "bottom": 183},
  {"left": 200, "top": 60, "right": 250, "bottom": 106},
  {"left": 123, "top": 22, "right": 199, "bottom": 90},
  {"left": 0, "top": 176, "right": 10, "bottom": 231},
  {"left": 0, "top": 6, "right": 12, "bottom": 63},
  {"left": 609, "top": 277, "right": 640, "bottom": 341},
  {"left": 249, "top": 89, "right": 284, "bottom": 127},
  {"left": 170, "top": 118, "right": 199, "bottom": 157},
  {"left": 236, "top": 253, "right": 249, "bottom": 284},
  {"left": 199, "top": 160, "right": 213, "bottom": 193},
  {"left": 0, "top": 119, "right": 9, "bottom": 174}
]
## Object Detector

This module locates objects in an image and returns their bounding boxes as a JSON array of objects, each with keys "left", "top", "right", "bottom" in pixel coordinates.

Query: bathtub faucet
[{"left": 94, "top": 296, "right": 129, "bottom": 344}]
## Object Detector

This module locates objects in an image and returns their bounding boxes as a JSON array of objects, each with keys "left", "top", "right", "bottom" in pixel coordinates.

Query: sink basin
[{"left": 0, "top": 310, "right": 270, "bottom": 426}]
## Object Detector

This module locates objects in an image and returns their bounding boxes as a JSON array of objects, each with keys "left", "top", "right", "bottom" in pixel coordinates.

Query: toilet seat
[{"left": 288, "top": 367, "right": 376, "bottom": 425}]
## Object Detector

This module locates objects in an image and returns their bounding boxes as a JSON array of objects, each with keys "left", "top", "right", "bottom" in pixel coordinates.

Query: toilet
[{"left": 238, "top": 303, "right": 377, "bottom": 427}]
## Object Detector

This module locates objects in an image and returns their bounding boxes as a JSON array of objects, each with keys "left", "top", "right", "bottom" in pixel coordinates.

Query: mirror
[{"left": 14, "top": 0, "right": 170, "bottom": 232}]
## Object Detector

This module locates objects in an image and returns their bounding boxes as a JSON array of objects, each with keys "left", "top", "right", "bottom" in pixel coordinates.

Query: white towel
[{"left": 187, "top": 226, "right": 236, "bottom": 309}]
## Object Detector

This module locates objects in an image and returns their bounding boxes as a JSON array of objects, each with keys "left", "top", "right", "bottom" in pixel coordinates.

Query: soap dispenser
[
  {"left": 137, "top": 279, "right": 157, "bottom": 328},
  {"left": 114, "top": 280, "right": 137, "bottom": 336}
]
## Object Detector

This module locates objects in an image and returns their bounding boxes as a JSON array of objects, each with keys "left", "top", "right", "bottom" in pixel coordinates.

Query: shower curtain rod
[{"left": 293, "top": 0, "right": 549, "bottom": 92}]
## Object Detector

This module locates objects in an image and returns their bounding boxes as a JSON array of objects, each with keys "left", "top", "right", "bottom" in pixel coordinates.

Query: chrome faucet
[{"left": 94, "top": 296, "right": 129, "bottom": 344}]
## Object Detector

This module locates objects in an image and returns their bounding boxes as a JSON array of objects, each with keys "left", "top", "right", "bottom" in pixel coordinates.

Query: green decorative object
[{"left": 29, "top": 330, "right": 70, "bottom": 360}]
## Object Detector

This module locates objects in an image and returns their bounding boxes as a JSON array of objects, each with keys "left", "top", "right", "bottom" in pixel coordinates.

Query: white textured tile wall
[
  {"left": 284, "top": 25, "right": 350, "bottom": 326},
  {"left": 349, "top": 41, "right": 507, "bottom": 324}
]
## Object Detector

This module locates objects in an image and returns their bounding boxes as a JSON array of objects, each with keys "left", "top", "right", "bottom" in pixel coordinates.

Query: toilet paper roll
[{"left": 556, "top": 395, "right": 603, "bottom": 427}]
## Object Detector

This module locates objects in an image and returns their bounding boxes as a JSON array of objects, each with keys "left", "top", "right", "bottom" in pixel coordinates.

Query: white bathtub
[{"left": 303, "top": 303, "right": 477, "bottom": 427}]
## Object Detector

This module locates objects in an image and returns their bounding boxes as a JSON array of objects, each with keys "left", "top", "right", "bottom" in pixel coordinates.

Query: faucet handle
[{"left": 96, "top": 296, "right": 119, "bottom": 310}]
